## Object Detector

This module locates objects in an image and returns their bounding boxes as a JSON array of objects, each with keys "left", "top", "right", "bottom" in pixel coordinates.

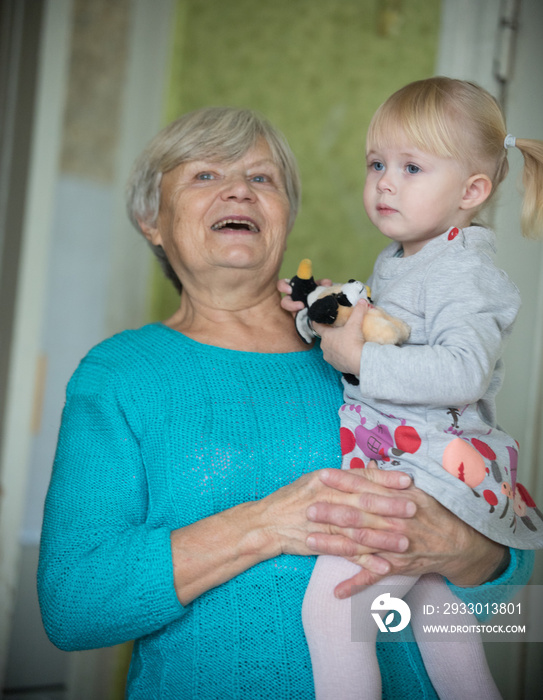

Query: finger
[
  {"left": 280, "top": 296, "right": 305, "bottom": 312},
  {"left": 308, "top": 494, "right": 415, "bottom": 524},
  {"left": 334, "top": 559, "right": 391, "bottom": 597},
  {"left": 310, "top": 319, "right": 328, "bottom": 337},
  {"left": 307, "top": 499, "right": 410, "bottom": 533},
  {"left": 277, "top": 278, "right": 292, "bottom": 294},
  {"left": 319, "top": 467, "right": 412, "bottom": 492},
  {"left": 377, "top": 551, "right": 421, "bottom": 577},
  {"left": 306, "top": 533, "right": 365, "bottom": 557},
  {"left": 306, "top": 526, "right": 409, "bottom": 556},
  {"left": 351, "top": 525, "right": 409, "bottom": 551},
  {"left": 355, "top": 554, "right": 392, "bottom": 576},
  {"left": 345, "top": 298, "right": 369, "bottom": 329},
  {"left": 316, "top": 278, "right": 333, "bottom": 287}
]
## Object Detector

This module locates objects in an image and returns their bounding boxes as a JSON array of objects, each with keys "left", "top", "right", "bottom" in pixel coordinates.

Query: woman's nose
[{"left": 220, "top": 174, "right": 256, "bottom": 200}]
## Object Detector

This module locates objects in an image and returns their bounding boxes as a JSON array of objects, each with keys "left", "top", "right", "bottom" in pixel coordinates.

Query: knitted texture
[{"left": 37, "top": 324, "right": 534, "bottom": 699}]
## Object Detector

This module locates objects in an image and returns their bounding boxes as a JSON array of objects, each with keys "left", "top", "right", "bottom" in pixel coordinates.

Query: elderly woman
[{"left": 38, "top": 107, "right": 532, "bottom": 699}]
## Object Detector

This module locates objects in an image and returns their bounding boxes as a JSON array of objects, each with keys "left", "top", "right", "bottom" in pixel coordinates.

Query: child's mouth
[{"left": 377, "top": 204, "right": 397, "bottom": 215}]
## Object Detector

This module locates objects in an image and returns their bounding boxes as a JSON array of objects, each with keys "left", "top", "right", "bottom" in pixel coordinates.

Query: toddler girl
[{"left": 294, "top": 77, "right": 543, "bottom": 699}]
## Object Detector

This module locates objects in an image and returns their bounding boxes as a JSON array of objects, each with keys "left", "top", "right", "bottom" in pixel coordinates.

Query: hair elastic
[{"left": 504, "top": 134, "right": 517, "bottom": 150}]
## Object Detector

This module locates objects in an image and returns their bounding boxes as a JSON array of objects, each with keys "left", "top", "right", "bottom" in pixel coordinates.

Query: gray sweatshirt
[{"left": 340, "top": 226, "right": 543, "bottom": 548}]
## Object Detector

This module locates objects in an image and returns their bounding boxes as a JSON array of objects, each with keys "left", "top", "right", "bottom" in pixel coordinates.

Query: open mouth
[{"left": 211, "top": 217, "right": 260, "bottom": 233}]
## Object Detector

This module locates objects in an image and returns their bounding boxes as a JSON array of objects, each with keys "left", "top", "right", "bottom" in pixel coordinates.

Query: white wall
[
  {"left": 437, "top": 0, "right": 543, "bottom": 696},
  {"left": 1, "top": 0, "right": 174, "bottom": 694},
  {"left": 0, "top": 0, "right": 73, "bottom": 684},
  {"left": 22, "top": 0, "right": 175, "bottom": 548}
]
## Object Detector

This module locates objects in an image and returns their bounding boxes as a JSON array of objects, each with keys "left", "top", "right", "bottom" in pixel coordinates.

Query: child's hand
[
  {"left": 277, "top": 277, "right": 333, "bottom": 315},
  {"left": 313, "top": 299, "right": 368, "bottom": 376}
]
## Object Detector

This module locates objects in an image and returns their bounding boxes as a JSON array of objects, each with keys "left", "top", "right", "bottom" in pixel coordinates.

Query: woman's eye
[
  {"left": 250, "top": 174, "right": 269, "bottom": 183},
  {"left": 196, "top": 172, "right": 215, "bottom": 180},
  {"left": 406, "top": 164, "right": 421, "bottom": 174}
]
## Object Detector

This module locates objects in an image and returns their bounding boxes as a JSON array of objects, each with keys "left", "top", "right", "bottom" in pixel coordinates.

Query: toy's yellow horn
[
  {"left": 290, "top": 258, "right": 317, "bottom": 304},
  {"left": 297, "top": 259, "right": 313, "bottom": 280}
]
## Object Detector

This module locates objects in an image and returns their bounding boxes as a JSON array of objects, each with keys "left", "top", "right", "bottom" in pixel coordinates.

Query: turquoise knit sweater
[{"left": 38, "top": 323, "right": 533, "bottom": 699}]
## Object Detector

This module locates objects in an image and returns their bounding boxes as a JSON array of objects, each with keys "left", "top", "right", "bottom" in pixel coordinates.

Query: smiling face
[
  {"left": 363, "top": 139, "right": 476, "bottom": 256},
  {"left": 144, "top": 139, "right": 292, "bottom": 289}
]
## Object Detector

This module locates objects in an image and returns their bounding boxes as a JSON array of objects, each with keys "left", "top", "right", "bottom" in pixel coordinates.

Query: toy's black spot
[
  {"left": 343, "top": 373, "right": 359, "bottom": 386},
  {"left": 290, "top": 277, "right": 317, "bottom": 303},
  {"left": 335, "top": 292, "right": 352, "bottom": 307},
  {"left": 308, "top": 296, "right": 339, "bottom": 324}
]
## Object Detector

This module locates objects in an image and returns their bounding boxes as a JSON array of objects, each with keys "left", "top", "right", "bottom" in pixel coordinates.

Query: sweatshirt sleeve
[
  {"left": 358, "top": 250, "right": 521, "bottom": 407},
  {"left": 37, "top": 356, "right": 186, "bottom": 651}
]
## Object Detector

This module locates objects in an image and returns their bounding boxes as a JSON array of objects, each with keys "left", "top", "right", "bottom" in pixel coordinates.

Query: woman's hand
[
  {"left": 329, "top": 482, "right": 508, "bottom": 598},
  {"left": 277, "top": 278, "right": 305, "bottom": 314},
  {"left": 261, "top": 466, "right": 416, "bottom": 568},
  {"left": 313, "top": 299, "right": 368, "bottom": 377},
  {"left": 277, "top": 277, "right": 333, "bottom": 315},
  {"left": 171, "top": 466, "right": 417, "bottom": 605}
]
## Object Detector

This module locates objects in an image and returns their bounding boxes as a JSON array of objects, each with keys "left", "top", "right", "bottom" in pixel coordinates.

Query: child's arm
[
  {"left": 355, "top": 254, "right": 520, "bottom": 406},
  {"left": 313, "top": 299, "right": 369, "bottom": 376}
]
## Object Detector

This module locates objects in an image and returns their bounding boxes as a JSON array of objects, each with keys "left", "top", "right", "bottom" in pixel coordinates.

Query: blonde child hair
[{"left": 366, "top": 76, "right": 543, "bottom": 238}]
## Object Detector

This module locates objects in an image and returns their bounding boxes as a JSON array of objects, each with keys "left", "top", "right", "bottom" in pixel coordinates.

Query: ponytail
[{"left": 512, "top": 138, "right": 543, "bottom": 238}]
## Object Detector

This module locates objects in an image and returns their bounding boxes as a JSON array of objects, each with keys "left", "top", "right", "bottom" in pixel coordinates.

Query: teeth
[{"left": 211, "top": 218, "right": 259, "bottom": 232}]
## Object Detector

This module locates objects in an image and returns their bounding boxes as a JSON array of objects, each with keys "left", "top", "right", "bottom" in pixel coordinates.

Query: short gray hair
[{"left": 126, "top": 107, "right": 301, "bottom": 293}]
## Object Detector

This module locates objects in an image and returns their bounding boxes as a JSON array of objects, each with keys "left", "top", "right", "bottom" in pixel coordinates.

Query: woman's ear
[
  {"left": 460, "top": 174, "right": 493, "bottom": 212},
  {"left": 138, "top": 219, "right": 162, "bottom": 246}
]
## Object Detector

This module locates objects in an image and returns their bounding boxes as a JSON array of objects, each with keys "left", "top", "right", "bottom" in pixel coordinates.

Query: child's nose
[{"left": 377, "top": 172, "right": 395, "bottom": 193}]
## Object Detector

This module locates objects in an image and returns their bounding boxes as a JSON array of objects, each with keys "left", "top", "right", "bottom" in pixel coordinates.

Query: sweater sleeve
[
  {"left": 358, "top": 250, "right": 521, "bottom": 406},
  {"left": 447, "top": 548, "right": 534, "bottom": 620},
  {"left": 37, "top": 356, "right": 186, "bottom": 651}
]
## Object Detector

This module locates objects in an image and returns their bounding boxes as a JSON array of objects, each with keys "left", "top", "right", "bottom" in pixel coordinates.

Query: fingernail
[
  {"left": 398, "top": 536, "right": 409, "bottom": 551},
  {"left": 399, "top": 474, "right": 412, "bottom": 487},
  {"left": 307, "top": 505, "right": 317, "bottom": 520},
  {"left": 320, "top": 469, "right": 335, "bottom": 483},
  {"left": 307, "top": 536, "right": 317, "bottom": 549},
  {"left": 405, "top": 501, "right": 417, "bottom": 517},
  {"left": 374, "top": 558, "right": 391, "bottom": 574}
]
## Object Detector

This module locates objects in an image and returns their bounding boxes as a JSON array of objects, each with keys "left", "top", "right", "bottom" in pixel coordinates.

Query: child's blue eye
[
  {"left": 372, "top": 161, "right": 385, "bottom": 172},
  {"left": 406, "top": 164, "right": 421, "bottom": 174}
]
